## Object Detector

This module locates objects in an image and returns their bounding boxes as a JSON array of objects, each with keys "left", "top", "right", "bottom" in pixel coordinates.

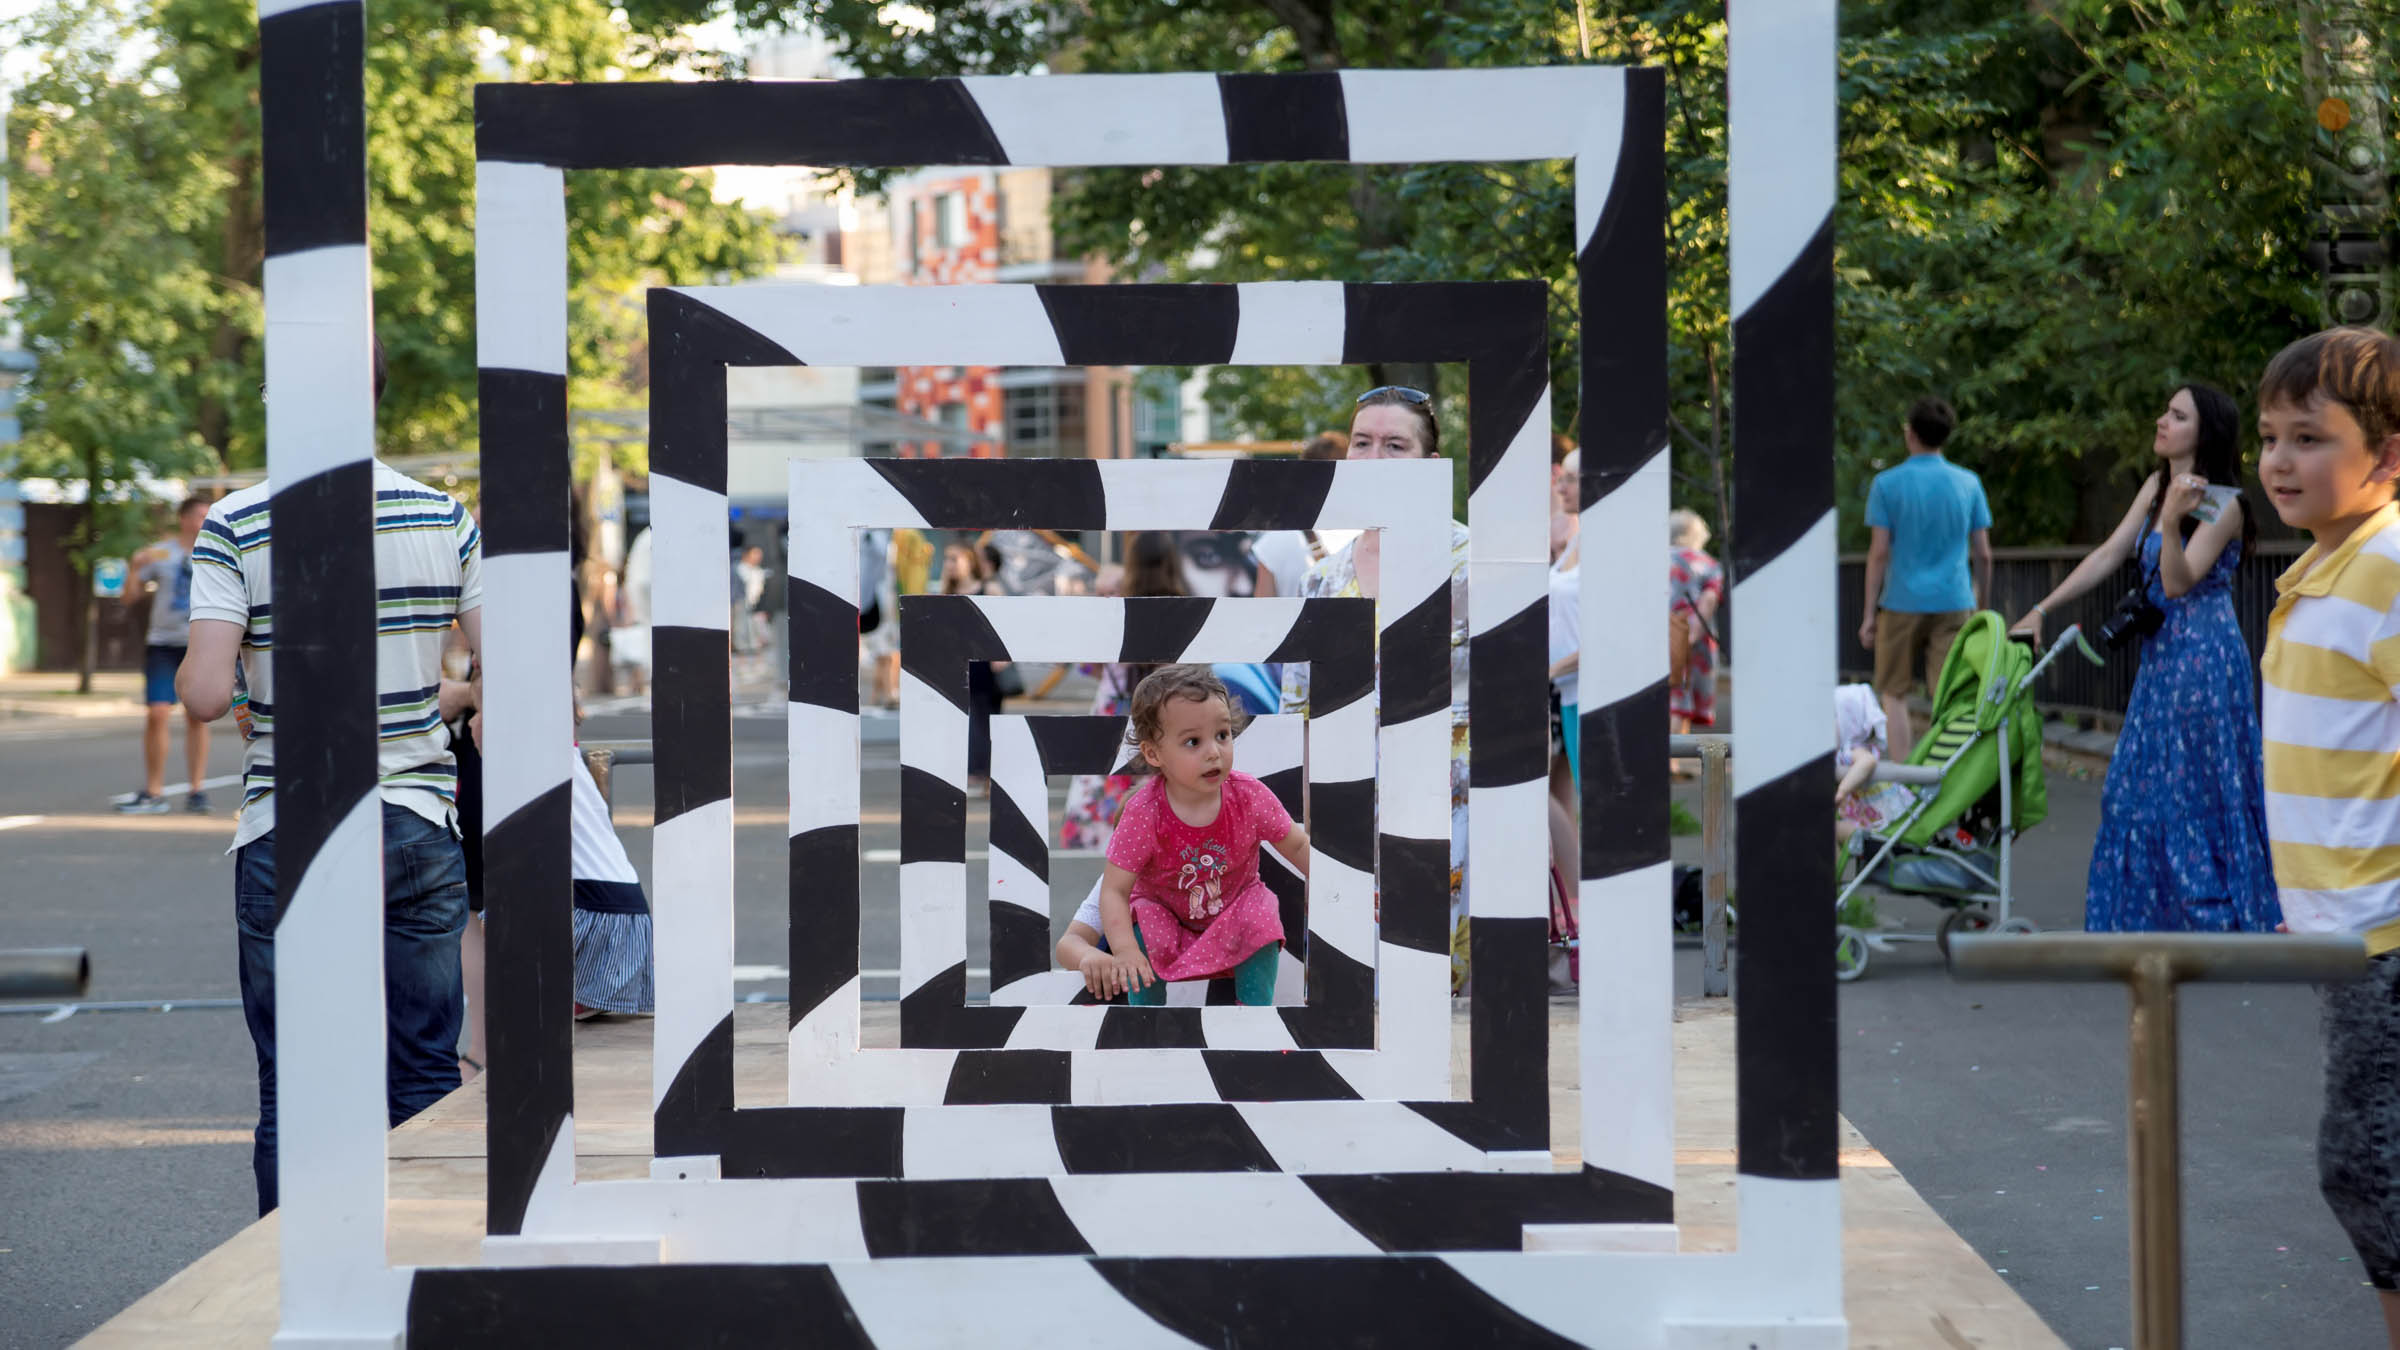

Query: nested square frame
[
  {"left": 850, "top": 602, "right": 1386, "bottom": 1103},
  {"left": 893, "top": 596, "right": 1374, "bottom": 1056},
  {"left": 486, "top": 276, "right": 1627, "bottom": 1224},
  {"left": 639, "top": 278, "right": 1530, "bottom": 1146},
  {"left": 771, "top": 466, "right": 1449, "bottom": 1124},
  {"left": 405, "top": 57, "right": 1849, "bottom": 1348},
  {"left": 983, "top": 710, "right": 1308, "bottom": 1006}
]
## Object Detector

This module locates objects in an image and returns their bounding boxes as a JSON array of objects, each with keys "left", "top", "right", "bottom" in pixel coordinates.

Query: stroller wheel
[
  {"left": 1996, "top": 916, "right": 2040, "bottom": 936},
  {"left": 1834, "top": 925, "right": 1871, "bottom": 983},
  {"left": 1935, "top": 906, "right": 1996, "bottom": 958}
]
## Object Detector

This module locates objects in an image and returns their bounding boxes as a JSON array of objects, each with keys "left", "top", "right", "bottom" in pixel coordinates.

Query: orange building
[{"left": 854, "top": 168, "right": 1173, "bottom": 461}]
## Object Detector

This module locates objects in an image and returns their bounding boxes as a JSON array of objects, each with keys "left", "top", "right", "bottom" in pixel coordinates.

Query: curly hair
[{"left": 1124, "top": 663, "right": 1246, "bottom": 756}]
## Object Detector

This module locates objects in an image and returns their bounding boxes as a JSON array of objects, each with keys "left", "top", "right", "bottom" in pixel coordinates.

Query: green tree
[
  {"left": 602, "top": 0, "right": 2334, "bottom": 550},
  {"left": 4, "top": 0, "right": 224, "bottom": 691},
  {"left": 8, "top": 0, "right": 781, "bottom": 487},
  {"left": 1834, "top": 0, "right": 2319, "bottom": 548}
]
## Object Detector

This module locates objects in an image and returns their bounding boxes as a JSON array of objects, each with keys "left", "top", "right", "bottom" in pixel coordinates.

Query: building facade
[{"left": 853, "top": 167, "right": 1173, "bottom": 461}]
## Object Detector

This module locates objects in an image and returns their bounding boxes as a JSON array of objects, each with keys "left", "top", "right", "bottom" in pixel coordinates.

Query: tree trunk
[
  {"left": 197, "top": 147, "right": 263, "bottom": 477},
  {"left": 1704, "top": 339, "right": 1731, "bottom": 551},
  {"left": 76, "top": 481, "right": 99, "bottom": 695}
]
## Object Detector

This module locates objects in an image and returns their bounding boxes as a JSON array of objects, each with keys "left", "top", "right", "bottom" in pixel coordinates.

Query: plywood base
[{"left": 79, "top": 1000, "right": 2065, "bottom": 1350}]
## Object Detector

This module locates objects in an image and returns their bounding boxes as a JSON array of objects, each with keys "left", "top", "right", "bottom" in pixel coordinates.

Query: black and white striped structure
[
  {"left": 257, "top": 0, "right": 399, "bottom": 1341},
  {"left": 900, "top": 601, "right": 1360, "bottom": 1039},
  {"left": 245, "top": 46, "right": 1843, "bottom": 1343},
  {"left": 1719, "top": 0, "right": 1843, "bottom": 1307},
  {"left": 984, "top": 711, "right": 1308, "bottom": 1006}
]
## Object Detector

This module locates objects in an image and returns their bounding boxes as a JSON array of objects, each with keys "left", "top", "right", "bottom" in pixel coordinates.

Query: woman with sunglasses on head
[
  {"left": 1280, "top": 385, "right": 1477, "bottom": 992},
  {"left": 2008, "top": 383, "right": 2278, "bottom": 934}
]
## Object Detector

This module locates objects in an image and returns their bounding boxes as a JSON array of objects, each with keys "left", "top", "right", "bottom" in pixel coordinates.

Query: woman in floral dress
[
  {"left": 2011, "top": 384, "right": 2279, "bottom": 932},
  {"left": 1280, "top": 386, "right": 1475, "bottom": 992},
  {"left": 1669, "top": 509, "right": 1724, "bottom": 732},
  {"left": 1059, "top": 532, "right": 1189, "bottom": 851}
]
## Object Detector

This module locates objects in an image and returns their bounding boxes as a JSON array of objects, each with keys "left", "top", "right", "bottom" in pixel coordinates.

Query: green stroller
[{"left": 1833, "top": 611, "right": 2100, "bottom": 980}]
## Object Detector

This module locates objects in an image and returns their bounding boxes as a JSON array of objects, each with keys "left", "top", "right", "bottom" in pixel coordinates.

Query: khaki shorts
[{"left": 1872, "top": 608, "right": 1969, "bottom": 699}]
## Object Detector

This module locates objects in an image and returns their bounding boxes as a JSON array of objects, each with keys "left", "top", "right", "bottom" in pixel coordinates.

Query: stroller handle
[{"left": 2011, "top": 622, "right": 2098, "bottom": 695}]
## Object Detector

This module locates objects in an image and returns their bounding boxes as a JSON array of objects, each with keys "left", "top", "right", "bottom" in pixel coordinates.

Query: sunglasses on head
[{"left": 1355, "top": 385, "right": 1431, "bottom": 405}]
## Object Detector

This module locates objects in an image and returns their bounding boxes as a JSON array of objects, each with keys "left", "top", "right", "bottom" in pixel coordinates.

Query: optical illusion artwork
[
  {"left": 256, "top": 0, "right": 1841, "bottom": 1341},
  {"left": 983, "top": 709, "right": 1310, "bottom": 1007}
]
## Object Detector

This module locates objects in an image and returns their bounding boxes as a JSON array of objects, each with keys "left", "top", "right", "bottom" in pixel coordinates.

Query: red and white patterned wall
[{"left": 894, "top": 173, "right": 1001, "bottom": 458}]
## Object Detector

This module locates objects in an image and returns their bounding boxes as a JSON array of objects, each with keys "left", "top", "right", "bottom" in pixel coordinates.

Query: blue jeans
[{"left": 236, "top": 802, "right": 467, "bottom": 1214}]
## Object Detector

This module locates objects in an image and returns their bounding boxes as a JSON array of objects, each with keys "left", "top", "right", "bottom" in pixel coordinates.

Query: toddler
[{"left": 1096, "top": 664, "right": 1310, "bottom": 1005}]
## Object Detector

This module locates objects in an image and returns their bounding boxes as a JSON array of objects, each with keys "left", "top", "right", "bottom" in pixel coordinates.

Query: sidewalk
[
  {"left": 80, "top": 1000, "right": 2066, "bottom": 1349},
  {"left": 0, "top": 669, "right": 149, "bottom": 721}
]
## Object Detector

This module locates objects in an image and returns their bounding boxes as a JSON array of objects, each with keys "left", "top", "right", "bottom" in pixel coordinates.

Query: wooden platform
[{"left": 82, "top": 1000, "right": 2065, "bottom": 1349}]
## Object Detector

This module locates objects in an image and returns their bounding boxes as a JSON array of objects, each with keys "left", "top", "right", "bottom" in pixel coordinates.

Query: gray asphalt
[
  {"left": 0, "top": 701, "right": 2384, "bottom": 1348},
  {"left": 1831, "top": 759, "right": 2382, "bottom": 1350}
]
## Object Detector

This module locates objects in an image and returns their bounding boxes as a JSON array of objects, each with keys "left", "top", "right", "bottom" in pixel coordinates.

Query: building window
[
  {"left": 936, "top": 192, "right": 967, "bottom": 249},
  {"left": 1133, "top": 370, "right": 1182, "bottom": 456},
  {"left": 1006, "top": 384, "right": 1084, "bottom": 457},
  {"left": 1007, "top": 385, "right": 1054, "bottom": 452}
]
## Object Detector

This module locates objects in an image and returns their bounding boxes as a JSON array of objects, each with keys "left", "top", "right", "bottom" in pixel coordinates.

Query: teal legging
[
  {"left": 1126, "top": 929, "right": 1281, "bottom": 1006},
  {"left": 1562, "top": 700, "right": 1581, "bottom": 789}
]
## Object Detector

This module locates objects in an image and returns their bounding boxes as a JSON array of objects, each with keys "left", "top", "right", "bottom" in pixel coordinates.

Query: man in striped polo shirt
[
  {"left": 177, "top": 344, "right": 483, "bottom": 1215},
  {"left": 2257, "top": 325, "right": 2400, "bottom": 1345}
]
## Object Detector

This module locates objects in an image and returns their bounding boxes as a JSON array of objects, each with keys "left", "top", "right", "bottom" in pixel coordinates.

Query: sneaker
[
  {"left": 116, "top": 792, "right": 170, "bottom": 815},
  {"left": 185, "top": 791, "right": 211, "bottom": 814}
]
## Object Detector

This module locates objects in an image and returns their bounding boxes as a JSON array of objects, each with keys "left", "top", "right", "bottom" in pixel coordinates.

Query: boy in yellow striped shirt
[{"left": 2257, "top": 326, "right": 2400, "bottom": 1345}]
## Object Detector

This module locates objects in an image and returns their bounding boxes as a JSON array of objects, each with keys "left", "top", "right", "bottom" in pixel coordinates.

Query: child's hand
[
  {"left": 1119, "top": 947, "right": 1157, "bottom": 994},
  {"left": 1077, "top": 948, "right": 1122, "bottom": 999}
]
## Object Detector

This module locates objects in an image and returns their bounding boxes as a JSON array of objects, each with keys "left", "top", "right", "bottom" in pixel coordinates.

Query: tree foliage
[
  {"left": 622, "top": 0, "right": 2328, "bottom": 549},
  {"left": 5, "top": 0, "right": 780, "bottom": 485},
  {"left": 4, "top": 0, "right": 224, "bottom": 589}
]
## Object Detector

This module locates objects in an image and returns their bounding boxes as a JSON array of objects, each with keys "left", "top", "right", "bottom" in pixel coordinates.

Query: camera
[{"left": 2098, "top": 586, "right": 2164, "bottom": 649}]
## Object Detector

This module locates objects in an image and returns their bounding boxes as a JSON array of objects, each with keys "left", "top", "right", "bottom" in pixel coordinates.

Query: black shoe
[
  {"left": 116, "top": 792, "right": 170, "bottom": 815},
  {"left": 185, "top": 791, "right": 211, "bottom": 813}
]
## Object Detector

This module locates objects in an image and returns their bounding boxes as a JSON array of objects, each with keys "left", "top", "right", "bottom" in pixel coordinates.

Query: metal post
[
  {"left": 1670, "top": 733, "right": 1734, "bottom": 997},
  {"left": 584, "top": 746, "right": 616, "bottom": 810},
  {"left": 1698, "top": 739, "right": 1731, "bottom": 997},
  {"left": 1994, "top": 707, "right": 2013, "bottom": 915},
  {"left": 2127, "top": 952, "right": 2180, "bottom": 1349},
  {"left": 578, "top": 739, "right": 652, "bottom": 814},
  {"left": 1950, "top": 933, "right": 2367, "bottom": 1350},
  {"left": 0, "top": 948, "right": 90, "bottom": 1000}
]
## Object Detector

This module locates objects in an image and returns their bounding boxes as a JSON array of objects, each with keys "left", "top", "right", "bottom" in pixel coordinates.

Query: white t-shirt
[
  {"left": 1250, "top": 530, "right": 1315, "bottom": 598},
  {"left": 1834, "top": 683, "right": 1886, "bottom": 772},
  {"left": 621, "top": 527, "right": 654, "bottom": 627},
  {"left": 139, "top": 541, "right": 195, "bottom": 647},
  {"left": 189, "top": 463, "right": 484, "bottom": 852},
  {"left": 1548, "top": 561, "right": 1580, "bottom": 705}
]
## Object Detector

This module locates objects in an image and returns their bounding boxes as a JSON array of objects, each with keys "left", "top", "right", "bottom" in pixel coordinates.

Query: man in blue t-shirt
[{"left": 1859, "top": 396, "right": 1991, "bottom": 759}]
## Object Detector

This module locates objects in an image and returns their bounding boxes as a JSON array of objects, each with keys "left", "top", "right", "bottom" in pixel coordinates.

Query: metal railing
[
  {"left": 1836, "top": 541, "right": 2305, "bottom": 719},
  {"left": 1951, "top": 932, "right": 2364, "bottom": 1350},
  {"left": 580, "top": 740, "right": 652, "bottom": 810},
  {"left": 1669, "top": 734, "right": 1733, "bottom": 996},
  {"left": 0, "top": 947, "right": 89, "bottom": 1000},
  {"left": 1669, "top": 731, "right": 1946, "bottom": 997}
]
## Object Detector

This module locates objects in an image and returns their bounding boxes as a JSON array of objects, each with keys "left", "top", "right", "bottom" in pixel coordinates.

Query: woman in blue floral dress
[{"left": 2011, "top": 384, "right": 2280, "bottom": 932}]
